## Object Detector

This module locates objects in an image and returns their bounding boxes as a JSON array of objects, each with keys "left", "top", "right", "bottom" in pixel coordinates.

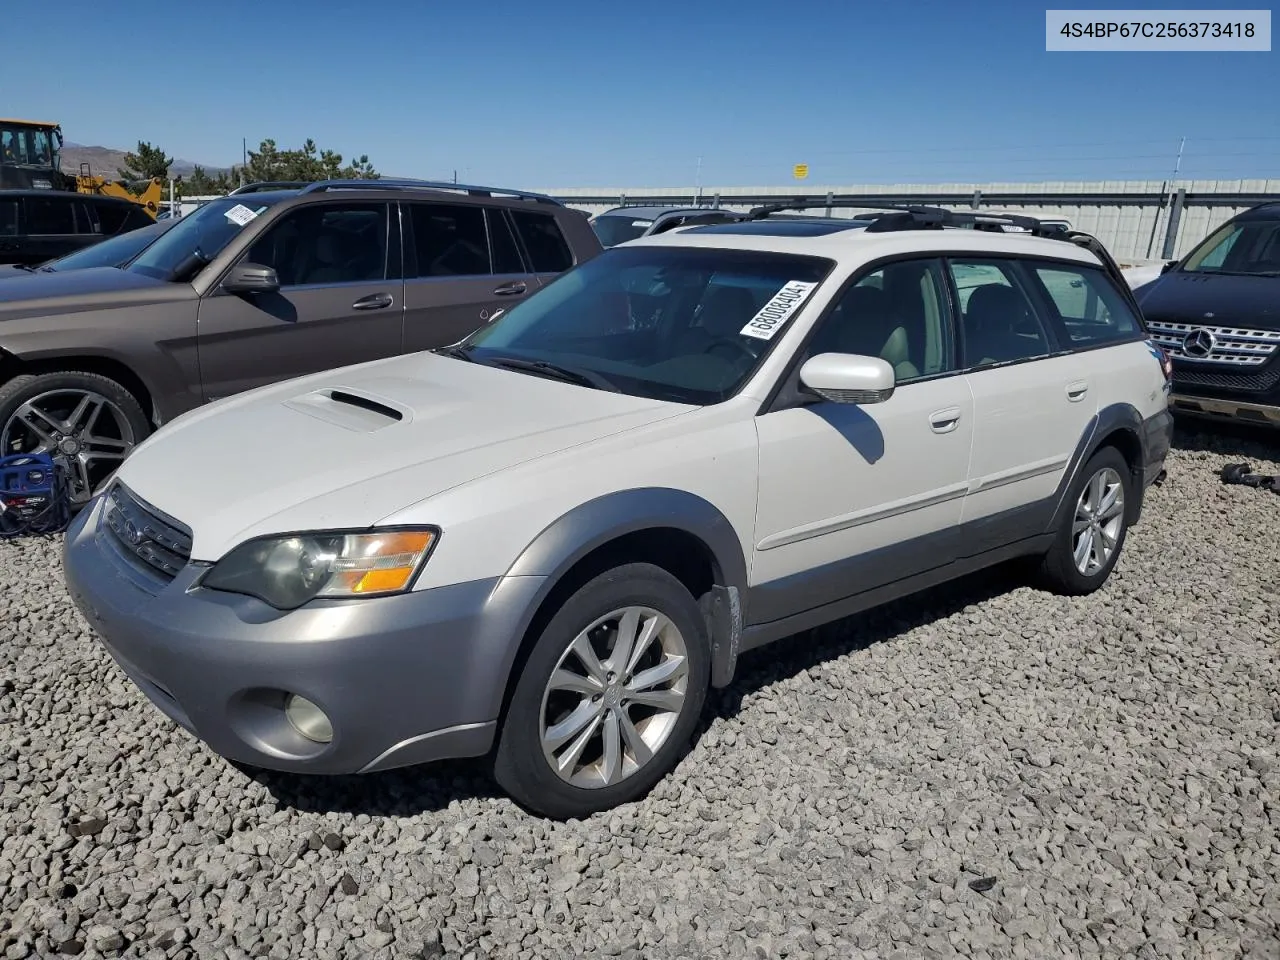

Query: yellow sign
[{"left": 793, "top": 164, "right": 809, "bottom": 180}]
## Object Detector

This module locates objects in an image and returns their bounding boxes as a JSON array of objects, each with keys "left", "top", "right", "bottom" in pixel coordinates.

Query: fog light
[{"left": 284, "top": 694, "right": 333, "bottom": 744}]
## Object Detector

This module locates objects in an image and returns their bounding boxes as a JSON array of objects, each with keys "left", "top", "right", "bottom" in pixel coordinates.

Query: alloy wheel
[
  {"left": 0, "top": 389, "right": 136, "bottom": 504},
  {"left": 539, "top": 606, "right": 689, "bottom": 789},
  {"left": 1072, "top": 466, "right": 1125, "bottom": 576}
]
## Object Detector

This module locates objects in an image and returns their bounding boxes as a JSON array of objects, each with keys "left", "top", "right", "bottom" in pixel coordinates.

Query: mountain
[{"left": 60, "top": 142, "right": 227, "bottom": 181}]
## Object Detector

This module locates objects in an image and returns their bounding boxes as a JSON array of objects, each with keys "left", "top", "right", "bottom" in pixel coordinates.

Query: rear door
[
  {"left": 195, "top": 200, "right": 404, "bottom": 401},
  {"left": 509, "top": 208, "right": 577, "bottom": 289},
  {"left": 21, "top": 194, "right": 89, "bottom": 263},
  {"left": 401, "top": 201, "right": 537, "bottom": 351}
]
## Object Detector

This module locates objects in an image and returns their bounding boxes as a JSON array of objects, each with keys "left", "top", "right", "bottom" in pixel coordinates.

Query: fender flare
[
  {"left": 500, "top": 487, "right": 750, "bottom": 688},
  {"left": 1048, "top": 401, "right": 1147, "bottom": 532}
]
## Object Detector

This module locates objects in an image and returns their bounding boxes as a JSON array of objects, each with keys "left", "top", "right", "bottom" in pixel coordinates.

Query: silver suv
[{"left": 0, "top": 178, "right": 602, "bottom": 502}]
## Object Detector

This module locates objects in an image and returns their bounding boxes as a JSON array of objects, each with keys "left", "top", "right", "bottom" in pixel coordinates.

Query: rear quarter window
[
  {"left": 1032, "top": 263, "right": 1142, "bottom": 348},
  {"left": 511, "top": 210, "right": 574, "bottom": 273}
]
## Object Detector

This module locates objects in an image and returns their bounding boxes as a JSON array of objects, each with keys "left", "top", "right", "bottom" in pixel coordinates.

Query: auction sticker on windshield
[
  {"left": 740, "top": 280, "right": 818, "bottom": 341},
  {"left": 224, "top": 204, "right": 263, "bottom": 227}
]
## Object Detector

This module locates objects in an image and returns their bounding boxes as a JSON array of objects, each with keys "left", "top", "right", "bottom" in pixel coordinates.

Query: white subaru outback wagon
[{"left": 62, "top": 203, "right": 1175, "bottom": 819}]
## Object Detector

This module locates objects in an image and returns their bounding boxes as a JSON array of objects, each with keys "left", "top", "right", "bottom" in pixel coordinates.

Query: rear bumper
[
  {"left": 1141, "top": 407, "right": 1174, "bottom": 489},
  {"left": 62, "top": 494, "right": 545, "bottom": 774},
  {"left": 1169, "top": 392, "right": 1280, "bottom": 427}
]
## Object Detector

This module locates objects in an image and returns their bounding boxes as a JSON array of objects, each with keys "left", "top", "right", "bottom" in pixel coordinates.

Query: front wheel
[
  {"left": 0, "top": 371, "right": 150, "bottom": 506},
  {"left": 494, "top": 563, "right": 710, "bottom": 819},
  {"left": 1037, "top": 446, "right": 1133, "bottom": 595}
]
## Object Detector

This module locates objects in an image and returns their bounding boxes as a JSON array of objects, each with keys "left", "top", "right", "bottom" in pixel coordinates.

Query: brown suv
[{"left": 0, "top": 179, "right": 600, "bottom": 502}]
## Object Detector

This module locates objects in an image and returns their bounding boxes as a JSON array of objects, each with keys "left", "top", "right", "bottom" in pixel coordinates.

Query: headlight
[{"left": 201, "top": 528, "right": 439, "bottom": 610}]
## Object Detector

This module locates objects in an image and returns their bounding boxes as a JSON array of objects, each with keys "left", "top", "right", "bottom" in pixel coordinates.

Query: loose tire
[
  {"left": 0, "top": 371, "right": 150, "bottom": 505},
  {"left": 494, "top": 562, "right": 710, "bottom": 819},
  {"left": 1037, "top": 446, "right": 1133, "bottom": 595}
]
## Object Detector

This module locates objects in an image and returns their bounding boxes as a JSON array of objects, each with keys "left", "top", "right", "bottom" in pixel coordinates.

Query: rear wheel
[
  {"left": 1037, "top": 446, "right": 1133, "bottom": 595},
  {"left": 0, "top": 371, "right": 150, "bottom": 505},
  {"left": 494, "top": 563, "right": 710, "bottom": 819}
]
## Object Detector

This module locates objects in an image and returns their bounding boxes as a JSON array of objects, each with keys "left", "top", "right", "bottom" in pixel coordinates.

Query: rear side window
[
  {"left": 411, "top": 202, "right": 490, "bottom": 277},
  {"left": 487, "top": 209, "right": 525, "bottom": 274},
  {"left": 0, "top": 199, "right": 17, "bottom": 236},
  {"left": 949, "top": 259, "right": 1053, "bottom": 368},
  {"left": 1032, "top": 263, "right": 1141, "bottom": 348},
  {"left": 511, "top": 210, "right": 574, "bottom": 273},
  {"left": 24, "top": 196, "right": 76, "bottom": 235}
]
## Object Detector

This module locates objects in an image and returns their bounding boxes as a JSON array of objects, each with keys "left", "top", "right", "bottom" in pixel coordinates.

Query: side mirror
[
  {"left": 1160, "top": 260, "right": 1177, "bottom": 275},
  {"left": 799, "top": 353, "right": 896, "bottom": 404},
  {"left": 223, "top": 262, "right": 280, "bottom": 294}
]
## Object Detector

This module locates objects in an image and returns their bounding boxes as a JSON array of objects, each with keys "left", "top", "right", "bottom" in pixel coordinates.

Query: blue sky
[{"left": 5, "top": 0, "right": 1276, "bottom": 186}]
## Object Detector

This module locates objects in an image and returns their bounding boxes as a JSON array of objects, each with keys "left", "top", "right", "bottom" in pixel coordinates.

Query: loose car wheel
[
  {"left": 0, "top": 372, "right": 150, "bottom": 506},
  {"left": 494, "top": 563, "right": 710, "bottom": 819},
  {"left": 1037, "top": 446, "right": 1133, "bottom": 595}
]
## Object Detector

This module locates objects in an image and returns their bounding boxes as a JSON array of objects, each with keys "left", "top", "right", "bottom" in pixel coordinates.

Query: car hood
[
  {"left": 1135, "top": 270, "right": 1280, "bottom": 329},
  {"left": 115, "top": 352, "right": 693, "bottom": 561},
  {"left": 0, "top": 266, "right": 172, "bottom": 315}
]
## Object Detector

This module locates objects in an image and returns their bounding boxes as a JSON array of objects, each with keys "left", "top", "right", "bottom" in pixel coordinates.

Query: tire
[
  {"left": 0, "top": 371, "right": 151, "bottom": 505},
  {"left": 1037, "top": 446, "right": 1133, "bottom": 595},
  {"left": 494, "top": 562, "right": 710, "bottom": 819}
]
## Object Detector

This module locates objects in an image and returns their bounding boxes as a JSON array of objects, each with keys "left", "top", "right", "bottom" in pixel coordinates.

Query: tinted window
[
  {"left": 74, "top": 202, "right": 101, "bottom": 235},
  {"left": 591, "top": 214, "right": 652, "bottom": 247},
  {"left": 512, "top": 210, "right": 574, "bottom": 272},
  {"left": 128, "top": 195, "right": 288, "bottom": 281},
  {"left": 487, "top": 209, "right": 525, "bottom": 274},
  {"left": 0, "top": 200, "right": 18, "bottom": 236},
  {"left": 1033, "top": 264, "right": 1141, "bottom": 347},
  {"left": 24, "top": 196, "right": 76, "bottom": 235},
  {"left": 949, "top": 259, "right": 1052, "bottom": 367},
  {"left": 1182, "top": 218, "right": 1280, "bottom": 276},
  {"left": 809, "top": 259, "right": 955, "bottom": 381},
  {"left": 410, "top": 203, "right": 489, "bottom": 277},
  {"left": 44, "top": 221, "right": 168, "bottom": 272},
  {"left": 247, "top": 203, "right": 388, "bottom": 286},
  {"left": 94, "top": 203, "right": 131, "bottom": 235},
  {"left": 461, "top": 246, "right": 834, "bottom": 405}
]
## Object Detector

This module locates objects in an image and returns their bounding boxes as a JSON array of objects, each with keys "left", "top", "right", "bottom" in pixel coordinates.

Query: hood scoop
[{"left": 283, "top": 388, "right": 409, "bottom": 433}]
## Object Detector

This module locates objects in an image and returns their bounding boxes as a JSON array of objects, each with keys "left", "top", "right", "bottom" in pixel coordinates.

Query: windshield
[
  {"left": 1181, "top": 218, "right": 1280, "bottom": 276},
  {"left": 42, "top": 222, "right": 169, "bottom": 272},
  {"left": 591, "top": 214, "right": 654, "bottom": 248},
  {"left": 457, "top": 246, "right": 835, "bottom": 405},
  {"left": 127, "top": 196, "right": 283, "bottom": 281}
]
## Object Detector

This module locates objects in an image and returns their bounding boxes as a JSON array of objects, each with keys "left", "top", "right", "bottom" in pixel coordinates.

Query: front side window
[
  {"left": 949, "top": 259, "right": 1052, "bottom": 367},
  {"left": 457, "top": 246, "right": 834, "bottom": 405},
  {"left": 1181, "top": 218, "right": 1280, "bottom": 276},
  {"left": 128, "top": 195, "right": 288, "bottom": 281},
  {"left": 410, "top": 203, "right": 489, "bottom": 277},
  {"left": 24, "top": 196, "right": 75, "bottom": 235},
  {"left": 512, "top": 210, "right": 574, "bottom": 272},
  {"left": 245, "top": 203, "right": 388, "bottom": 286},
  {"left": 1032, "top": 263, "right": 1141, "bottom": 347},
  {"left": 807, "top": 258, "right": 955, "bottom": 381}
]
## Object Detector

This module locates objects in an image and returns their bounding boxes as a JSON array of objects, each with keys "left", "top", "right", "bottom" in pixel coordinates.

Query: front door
[
  {"left": 401, "top": 202, "right": 536, "bottom": 351},
  {"left": 750, "top": 257, "right": 974, "bottom": 625},
  {"left": 195, "top": 201, "right": 404, "bottom": 401},
  {"left": 948, "top": 257, "right": 1098, "bottom": 553}
]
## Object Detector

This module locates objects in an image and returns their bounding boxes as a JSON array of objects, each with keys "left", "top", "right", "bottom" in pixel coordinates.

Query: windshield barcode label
[{"left": 740, "top": 280, "right": 819, "bottom": 341}]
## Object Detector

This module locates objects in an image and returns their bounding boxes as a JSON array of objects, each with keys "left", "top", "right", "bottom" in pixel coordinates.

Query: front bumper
[
  {"left": 1169, "top": 392, "right": 1280, "bottom": 427},
  {"left": 62, "top": 495, "right": 545, "bottom": 774}
]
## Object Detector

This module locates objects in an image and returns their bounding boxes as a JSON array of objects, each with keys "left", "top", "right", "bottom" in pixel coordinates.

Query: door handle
[
  {"left": 493, "top": 281, "right": 527, "bottom": 296},
  {"left": 1066, "top": 380, "right": 1089, "bottom": 402},
  {"left": 929, "top": 406, "right": 962, "bottom": 434},
  {"left": 352, "top": 293, "right": 394, "bottom": 310}
]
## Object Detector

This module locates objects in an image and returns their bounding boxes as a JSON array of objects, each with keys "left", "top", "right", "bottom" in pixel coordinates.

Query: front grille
[
  {"left": 1173, "top": 364, "right": 1280, "bottom": 394},
  {"left": 101, "top": 483, "right": 192, "bottom": 582},
  {"left": 1147, "top": 320, "right": 1280, "bottom": 367}
]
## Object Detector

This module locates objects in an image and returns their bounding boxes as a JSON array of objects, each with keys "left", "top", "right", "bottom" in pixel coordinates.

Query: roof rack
[
  {"left": 229, "top": 181, "right": 313, "bottom": 194},
  {"left": 298, "top": 177, "right": 563, "bottom": 206},
  {"left": 744, "top": 199, "right": 1135, "bottom": 305}
]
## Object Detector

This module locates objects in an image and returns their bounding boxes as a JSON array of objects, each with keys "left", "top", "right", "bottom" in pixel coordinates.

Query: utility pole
[
  {"left": 1146, "top": 137, "right": 1187, "bottom": 259},
  {"left": 695, "top": 156, "right": 703, "bottom": 206}
]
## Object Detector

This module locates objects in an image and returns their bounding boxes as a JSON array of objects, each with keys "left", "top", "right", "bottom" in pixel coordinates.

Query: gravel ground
[{"left": 2, "top": 421, "right": 1278, "bottom": 960}]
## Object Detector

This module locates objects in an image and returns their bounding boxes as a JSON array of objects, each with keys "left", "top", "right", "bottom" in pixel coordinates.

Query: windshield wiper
[
  {"left": 433, "top": 344, "right": 477, "bottom": 362},
  {"left": 487, "top": 356, "right": 621, "bottom": 392},
  {"left": 11, "top": 263, "right": 35, "bottom": 272}
]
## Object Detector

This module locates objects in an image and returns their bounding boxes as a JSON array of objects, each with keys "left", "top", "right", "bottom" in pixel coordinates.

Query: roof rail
[
  {"left": 745, "top": 198, "right": 1134, "bottom": 298},
  {"left": 229, "top": 181, "right": 312, "bottom": 194},
  {"left": 299, "top": 178, "right": 564, "bottom": 205}
]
